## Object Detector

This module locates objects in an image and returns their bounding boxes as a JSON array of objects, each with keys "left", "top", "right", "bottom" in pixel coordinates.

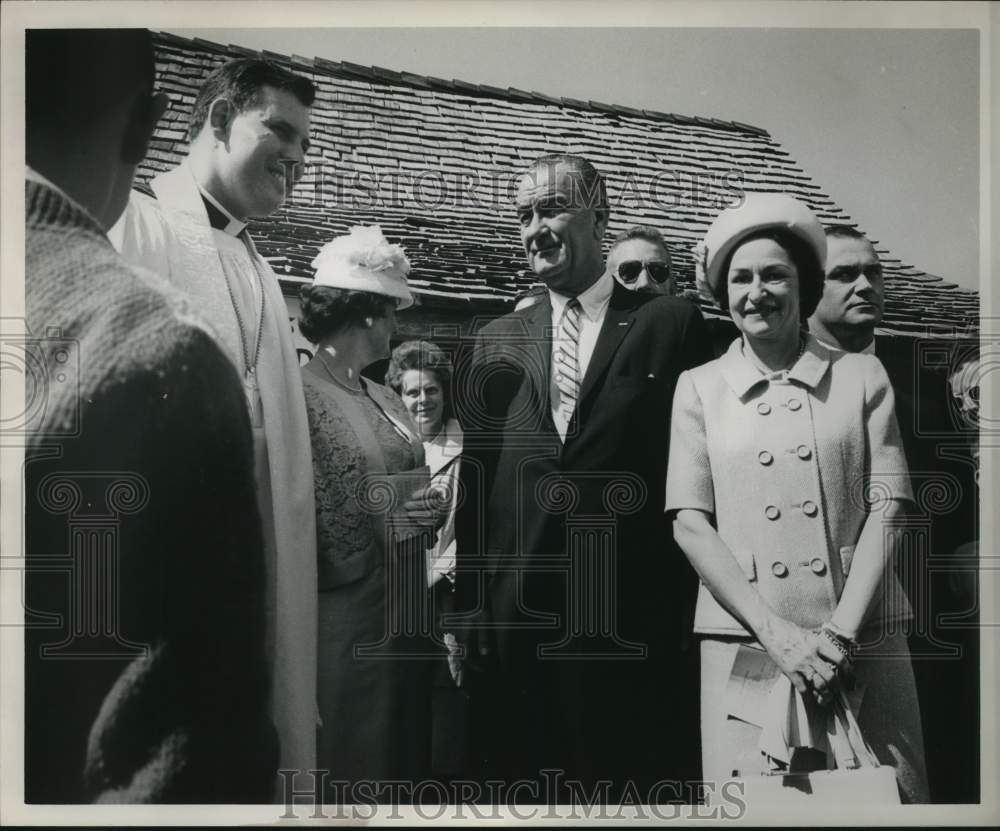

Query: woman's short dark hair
[
  {"left": 713, "top": 229, "right": 824, "bottom": 322},
  {"left": 297, "top": 285, "right": 395, "bottom": 345},
  {"left": 385, "top": 340, "right": 454, "bottom": 422}
]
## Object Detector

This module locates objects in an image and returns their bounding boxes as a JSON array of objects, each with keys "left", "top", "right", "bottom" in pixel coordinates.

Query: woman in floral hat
[{"left": 300, "top": 225, "right": 441, "bottom": 790}]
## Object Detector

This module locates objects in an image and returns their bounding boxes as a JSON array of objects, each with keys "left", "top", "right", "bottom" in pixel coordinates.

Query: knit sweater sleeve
[{"left": 25, "top": 259, "right": 277, "bottom": 801}]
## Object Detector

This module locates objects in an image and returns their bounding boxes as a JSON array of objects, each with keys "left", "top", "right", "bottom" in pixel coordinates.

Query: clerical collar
[
  {"left": 813, "top": 334, "right": 876, "bottom": 356},
  {"left": 197, "top": 185, "right": 247, "bottom": 236}
]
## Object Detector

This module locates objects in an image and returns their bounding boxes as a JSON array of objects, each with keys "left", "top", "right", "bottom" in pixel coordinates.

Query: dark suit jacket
[
  {"left": 454, "top": 282, "right": 713, "bottom": 791},
  {"left": 875, "top": 335, "right": 979, "bottom": 803}
]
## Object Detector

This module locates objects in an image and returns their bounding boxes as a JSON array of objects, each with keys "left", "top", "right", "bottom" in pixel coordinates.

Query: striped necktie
[{"left": 554, "top": 298, "right": 582, "bottom": 433}]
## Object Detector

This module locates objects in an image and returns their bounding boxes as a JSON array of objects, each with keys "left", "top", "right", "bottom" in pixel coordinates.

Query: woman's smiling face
[
  {"left": 727, "top": 235, "right": 801, "bottom": 343},
  {"left": 400, "top": 368, "right": 445, "bottom": 437}
]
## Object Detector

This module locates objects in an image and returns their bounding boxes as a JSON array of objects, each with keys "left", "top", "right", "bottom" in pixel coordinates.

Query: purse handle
[{"left": 827, "top": 687, "right": 881, "bottom": 770}]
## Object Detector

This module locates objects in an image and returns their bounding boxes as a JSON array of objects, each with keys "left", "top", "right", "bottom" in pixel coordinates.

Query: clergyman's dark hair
[{"left": 189, "top": 58, "right": 316, "bottom": 139}]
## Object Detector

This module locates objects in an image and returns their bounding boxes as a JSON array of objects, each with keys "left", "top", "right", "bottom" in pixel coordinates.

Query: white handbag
[{"left": 712, "top": 686, "right": 901, "bottom": 807}]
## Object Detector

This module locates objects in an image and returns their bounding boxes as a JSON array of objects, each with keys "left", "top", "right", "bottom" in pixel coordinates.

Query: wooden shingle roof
[{"left": 144, "top": 31, "right": 979, "bottom": 338}]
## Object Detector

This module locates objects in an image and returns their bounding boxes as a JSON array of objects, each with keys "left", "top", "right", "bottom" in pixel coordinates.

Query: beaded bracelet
[{"left": 818, "top": 624, "right": 854, "bottom": 661}]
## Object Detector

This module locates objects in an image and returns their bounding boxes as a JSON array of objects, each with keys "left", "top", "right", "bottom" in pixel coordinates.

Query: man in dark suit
[
  {"left": 453, "top": 154, "right": 713, "bottom": 801},
  {"left": 808, "top": 225, "right": 979, "bottom": 803}
]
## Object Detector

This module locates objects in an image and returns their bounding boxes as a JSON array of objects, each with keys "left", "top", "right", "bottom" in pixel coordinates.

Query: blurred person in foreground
[
  {"left": 24, "top": 28, "right": 275, "bottom": 802},
  {"left": 667, "top": 193, "right": 928, "bottom": 802},
  {"left": 299, "top": 226, "right": 442, "bottom": 794},
  {"left": 110, "top": 56, "right": 319, "bottom": 782}
]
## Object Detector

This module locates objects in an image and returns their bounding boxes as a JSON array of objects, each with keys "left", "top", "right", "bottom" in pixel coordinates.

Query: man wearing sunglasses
[{"left": 607, "top": 225, "right": 674, "bottom": 296}]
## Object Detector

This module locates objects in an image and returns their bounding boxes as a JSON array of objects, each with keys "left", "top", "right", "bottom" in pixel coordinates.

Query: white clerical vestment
[{"left": 109, "top": 162, "right": 318, "bottom": 782}]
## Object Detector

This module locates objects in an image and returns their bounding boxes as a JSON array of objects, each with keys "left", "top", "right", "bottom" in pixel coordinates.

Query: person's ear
[
  {"left": 120, "top": 91, "right": 169, "bottom": 165},
  {"left": 208, "top": 97, "right": 236, "bottom": 141},
  {"left": 593, "top": 207, "right": 610, "bottom": 240}
]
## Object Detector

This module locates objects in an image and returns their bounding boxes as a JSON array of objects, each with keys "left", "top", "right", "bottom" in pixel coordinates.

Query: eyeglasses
[{"left": 616, "top": 260, "right": 671, "bottom": 285}]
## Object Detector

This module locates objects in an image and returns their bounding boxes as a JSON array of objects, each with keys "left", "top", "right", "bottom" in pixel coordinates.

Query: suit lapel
[
  {"left": 578, "top": 284, "right": 638, "bottom": 404},
  {"left": 521, "top": 295, "right": 553, "bottom": 411}
]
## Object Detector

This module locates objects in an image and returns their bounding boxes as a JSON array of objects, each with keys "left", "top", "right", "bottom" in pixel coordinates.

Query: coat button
[
  {"left": 787, "top": 398, "right": 802, "bottom": 411},
  {"left": 765, "top": 505, "right": 780, "bottom": 520},
  {"left": 758, "top": 450, "right": 774, "bottom": 466},
  {"left": 796, "top": 445, "right": 812, "bottom": 460},
  {"left": 771, "top": 561, "right": 789, "bottom": 578},
  {"left": 757, "top": 402, "right": 771, "bottom": 415},
  {"left": 810, "top": 558, "right": 827, "bottom": 575},
  {"left": 802, "top": 500, "right": 818, "bottom": 517}
]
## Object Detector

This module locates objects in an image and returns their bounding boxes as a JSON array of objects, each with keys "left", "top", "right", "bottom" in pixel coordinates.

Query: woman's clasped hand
[{"left": 758, "top": 616, "right": 853, "bottom": 705}]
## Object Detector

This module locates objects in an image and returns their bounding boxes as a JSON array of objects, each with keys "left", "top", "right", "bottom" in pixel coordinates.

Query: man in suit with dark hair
[
  {"left": 454, "top": 154, "right": 713, "bottom": 800},
  {"left": 808, "top": 225, "right": 979, "bottom": 803}
]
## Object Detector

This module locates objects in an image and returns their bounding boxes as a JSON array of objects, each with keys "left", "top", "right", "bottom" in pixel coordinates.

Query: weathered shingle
[{"left": 145, "top": 32, "right": 979, "bottom": 338}]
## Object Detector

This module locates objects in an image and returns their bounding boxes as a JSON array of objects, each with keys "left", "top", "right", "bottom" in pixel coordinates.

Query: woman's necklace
[
  {"left": 317, "top": 350, "right": 363, "bottom": 392},
  {"left": 745, "top": 334, "right": 807, "bottom": 377},
  {"left": 219, "top": 253, "right": 265, "bottom": 425}
]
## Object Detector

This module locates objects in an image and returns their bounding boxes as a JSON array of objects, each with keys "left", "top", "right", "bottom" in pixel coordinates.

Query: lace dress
[{"left": 302, "top": 362, "right": 434, "bottom": 789}]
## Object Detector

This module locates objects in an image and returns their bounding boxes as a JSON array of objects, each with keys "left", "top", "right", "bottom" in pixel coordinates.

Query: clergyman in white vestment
[{"left": 109, "top": 59, "right": 319, "bottom": 792}]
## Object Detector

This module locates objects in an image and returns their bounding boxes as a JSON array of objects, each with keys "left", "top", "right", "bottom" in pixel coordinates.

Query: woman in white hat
[
  {"left": 666, "top": 194, "right": 928, "bottom": 801},
  {"left": 300, "top": 225, "right": 440, "bottom": 789}
]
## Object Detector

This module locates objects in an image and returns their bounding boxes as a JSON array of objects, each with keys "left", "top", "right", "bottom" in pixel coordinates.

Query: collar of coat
[
  {"left": 719, "top": 331, "right": 832, "bottom": 399},
  {"left": 425, "top": 418, "right": 463, "bottom": 460}
]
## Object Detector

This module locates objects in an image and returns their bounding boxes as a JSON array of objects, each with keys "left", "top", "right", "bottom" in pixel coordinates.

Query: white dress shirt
[
  {"left": 813, "top": 334, "right": 877, "bottom": 355},
  {"left": 422, "top": 417, "right": 463, "bottom": 587},
  {"left": 548, "top": 269, "right": 614, "bottom": 439}
]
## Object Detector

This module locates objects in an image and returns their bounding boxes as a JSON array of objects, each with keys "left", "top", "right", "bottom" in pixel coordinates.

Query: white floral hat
[
  {"left": 694, "top": 193, "right": 826, "bottom": 303},
  {"left": 311, "top": 225, "right": 414, "bottom": 309}
]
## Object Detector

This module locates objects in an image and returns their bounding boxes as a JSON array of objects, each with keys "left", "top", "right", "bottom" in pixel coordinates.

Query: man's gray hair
[
  {"left": 611, "top": 225, "right": 669, "bottom": 253},
  {"left": 525, "top": 153, "right": 609, "bottom": 212}
]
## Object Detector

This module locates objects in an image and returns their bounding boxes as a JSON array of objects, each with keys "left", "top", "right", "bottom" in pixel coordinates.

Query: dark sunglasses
[{"left": 617, "top": 260, "right": 671, "bottom": 285}]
